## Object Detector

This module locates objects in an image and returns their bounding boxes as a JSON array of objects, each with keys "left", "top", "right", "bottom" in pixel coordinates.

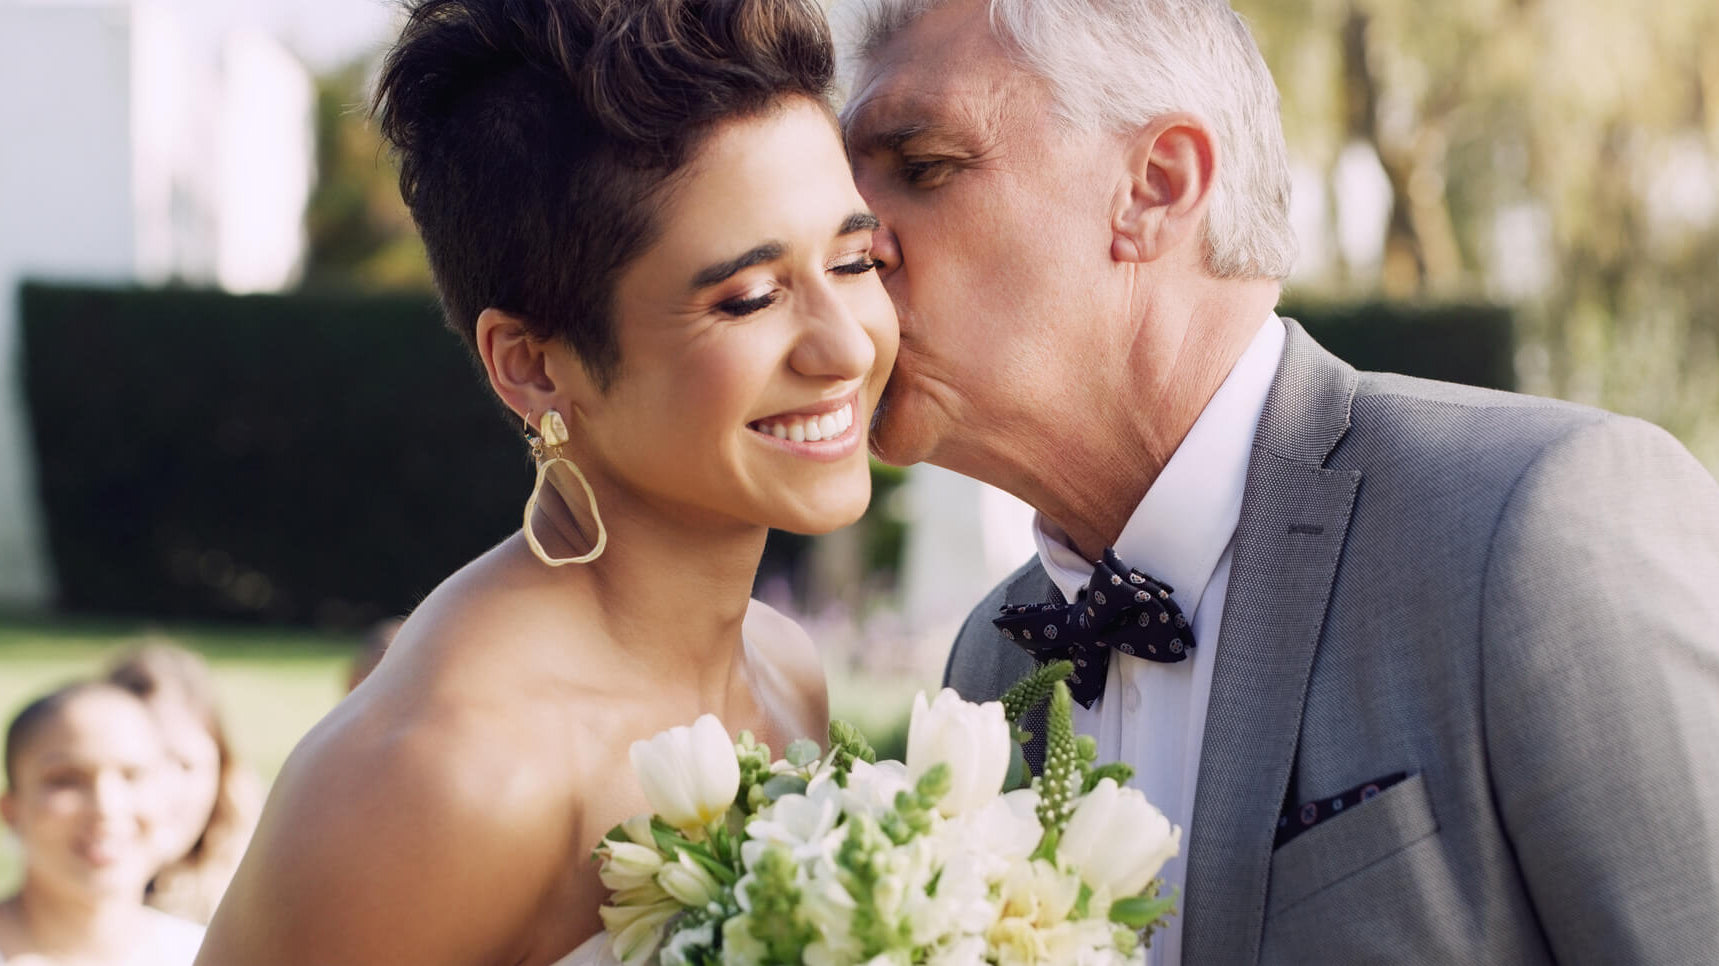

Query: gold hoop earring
[{"left": 522, "top": 409, "right": 607, "bottom": 566}]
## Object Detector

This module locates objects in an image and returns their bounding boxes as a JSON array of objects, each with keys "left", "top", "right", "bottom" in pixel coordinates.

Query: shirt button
[{"left": 1124, "top": 685, "right": 1142, "bottom": 712}]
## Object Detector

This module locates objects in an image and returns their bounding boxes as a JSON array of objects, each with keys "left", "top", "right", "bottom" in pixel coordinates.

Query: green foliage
[
  {"left": 1110, "top": 884, "right": 1178, "bottom": 934},
  {"left": 738, "top": 848, "right": 817, "bottom": 962},
  {"left": 1238, "top": 0, "right": 1719, "bottom": 468},
  {"left": 999, "top": 659, "right": 1073, "bottom": 737},
  {"left": 880, "top": 763, "right": 946, "bottom": 845},
  {"left": 1034, "top": 682, "right": 1081, "bottom": 843},
  {"left": 784, "top": 738, "right": 821, "bottom": 768},
  {"left": 1084, "top": 761, "right": 1136, "bottom": 794},
  {"left": 301, "top": 61, "right": 432, "bottom": 293},
  {"left": 834, "top": 817, "right": 914, "bottom": 955},
  {"left": 1286, "top": 301, "right": 1516, "bottom": 390},
  {"left": 20, "top": 283, "right": 520, "bottom": 627},
  {"left": 828, "top": 719, "right": 879, "bottom": 785}
]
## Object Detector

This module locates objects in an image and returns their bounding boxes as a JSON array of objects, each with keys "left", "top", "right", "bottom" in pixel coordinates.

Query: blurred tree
[
  {"left": 1237, "top": 0, "right": 1719, "bottom": 465},
  {"left": 300, "top": 60, "right": 433, "bottom": 292}
]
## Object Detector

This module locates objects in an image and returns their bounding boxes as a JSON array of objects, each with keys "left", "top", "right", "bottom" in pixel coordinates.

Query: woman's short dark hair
[{"left": 373, "top": 0, "right": 837, "bottom": 388}]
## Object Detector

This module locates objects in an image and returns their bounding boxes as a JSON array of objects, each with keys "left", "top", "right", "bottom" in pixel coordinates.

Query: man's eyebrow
[
  {"left": 844, "top": 111, "right": 933, "bottom": 154},
  {"left": 691, "top": 242, "right": 785, "bottom": 289},
  {"left": 839, "top": 212, "right": 882, "bottom": 235}
]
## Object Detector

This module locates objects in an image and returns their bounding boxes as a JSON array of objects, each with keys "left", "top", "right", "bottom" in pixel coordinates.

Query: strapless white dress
[{"left": 550, "top": 930, "right": 621, "bottom": 966}]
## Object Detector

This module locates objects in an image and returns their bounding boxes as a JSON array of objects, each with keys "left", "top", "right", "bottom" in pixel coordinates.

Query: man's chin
[{"left": 866, "top": 408, "right": 933, "bottom": 467}]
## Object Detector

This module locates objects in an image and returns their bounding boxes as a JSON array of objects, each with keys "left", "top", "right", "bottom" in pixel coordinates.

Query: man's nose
[{"left": 869, "top": 223, "right": 902, "bottom": 279}]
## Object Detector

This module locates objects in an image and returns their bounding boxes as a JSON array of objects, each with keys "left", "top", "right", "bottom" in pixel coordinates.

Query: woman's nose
[{"left": 790, "top": 292, "right": 878, "bottom": 382}]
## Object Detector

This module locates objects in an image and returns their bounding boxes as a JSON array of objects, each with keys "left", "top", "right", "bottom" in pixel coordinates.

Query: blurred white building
[{"left": 0, "top": 0, "right": 314, "bottom": 607}]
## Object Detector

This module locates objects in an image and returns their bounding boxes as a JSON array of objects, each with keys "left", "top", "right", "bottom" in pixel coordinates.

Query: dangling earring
[{"left": 522, "top": 408, "right": 607, "bottom": 566}]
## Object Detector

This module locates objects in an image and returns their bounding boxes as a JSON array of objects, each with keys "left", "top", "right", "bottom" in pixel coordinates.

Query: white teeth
[{"left": 752, "top": 401, "right": 857, "bottom": 443}]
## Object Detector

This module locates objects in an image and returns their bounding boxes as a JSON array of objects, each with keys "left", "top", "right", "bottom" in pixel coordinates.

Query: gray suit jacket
[{"left": 946, "top": 321, "right": 1719, "bottom": 964}]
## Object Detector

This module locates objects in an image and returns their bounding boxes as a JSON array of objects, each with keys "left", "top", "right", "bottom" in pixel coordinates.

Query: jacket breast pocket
[{"left": 1265, "top": 772, "right": 1440, "bottom": 918}]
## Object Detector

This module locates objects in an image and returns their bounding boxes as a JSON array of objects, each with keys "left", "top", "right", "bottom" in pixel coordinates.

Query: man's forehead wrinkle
[{"left": 845, "top": 73, "right": 1003, "bottom": 153}]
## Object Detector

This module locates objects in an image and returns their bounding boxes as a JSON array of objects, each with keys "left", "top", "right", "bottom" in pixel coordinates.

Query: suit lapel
[{"left": 1181, "top": 322, "right": 1362, "bottom": 964}]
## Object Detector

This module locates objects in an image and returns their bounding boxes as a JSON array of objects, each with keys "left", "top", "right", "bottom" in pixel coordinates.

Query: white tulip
[
  {"left": 630, "top": 713, "right": 741, "bottom": 831},
  {"left": 603, "top": 898, "right": 680, "bottom": 966},
  {"left": 657, "top": 849, "right": 721, "bottom": 907},
  {"left": 1058, "top": 778, "right": 1180, "bottom": 898},
  {"left": 906, "top": 689, "right": 1012, "bottom": 817},
  {"left": 595, "top": 839, "right": 666, "bottom": 892}
]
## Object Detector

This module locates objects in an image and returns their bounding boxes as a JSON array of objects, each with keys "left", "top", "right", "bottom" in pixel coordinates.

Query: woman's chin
[{"left": 765, "top": 479, "right": 872, "bottom": 535}]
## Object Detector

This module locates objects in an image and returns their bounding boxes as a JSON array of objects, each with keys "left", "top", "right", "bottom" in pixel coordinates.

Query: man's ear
[
  {"left": 1111, "top": 113, "right": 1218, "bottom": 265},
  {"left": 474, "top": 308, "right": 600, "bottom": 432}
]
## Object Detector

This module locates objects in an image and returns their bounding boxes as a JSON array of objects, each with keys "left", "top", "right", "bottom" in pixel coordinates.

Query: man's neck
[{"left": 949, "top": 282, "right": 1279, "bottom": 560}]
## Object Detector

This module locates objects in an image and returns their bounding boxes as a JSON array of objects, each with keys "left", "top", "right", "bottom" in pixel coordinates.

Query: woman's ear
[
  {"left": 1111, "top": 112, "right": 1218, "bottom": 266},
  {"left": 475, "top": 309, "right": 599, "bottom": 430},
  {"left": 1, "top": 789, "right": 16, "bottom": 828}
]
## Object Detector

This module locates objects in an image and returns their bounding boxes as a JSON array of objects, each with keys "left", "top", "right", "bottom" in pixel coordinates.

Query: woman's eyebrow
[{"left": 690, "top": 242, "right": 785, "bottom": 289}]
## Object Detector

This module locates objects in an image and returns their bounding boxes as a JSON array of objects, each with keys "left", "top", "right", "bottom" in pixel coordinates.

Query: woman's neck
[
  {"left": 529, "top": 481, "right": 772, "bottom": 716},
  {"left": 7, "top": 881, "right": 150, "bottom": 959}
]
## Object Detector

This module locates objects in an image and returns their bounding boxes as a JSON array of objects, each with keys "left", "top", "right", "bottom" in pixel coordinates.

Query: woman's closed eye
[
  {"left": 717, "top": 289, "right": 779, "bottom": 318},
  {"left": 716, "top": 256, "right": 877, "bottom": 318},
  {"left": 831, "top": 256, "right": 880, "bottom": 277}
]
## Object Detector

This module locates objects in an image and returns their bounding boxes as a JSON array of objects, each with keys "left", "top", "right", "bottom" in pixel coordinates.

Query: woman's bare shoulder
[
  {"left": 198, "top": 552, "right": 615, "bottom": 966},
  {"left": 198, "top": 687, "right": 579, "bottom": 965}
]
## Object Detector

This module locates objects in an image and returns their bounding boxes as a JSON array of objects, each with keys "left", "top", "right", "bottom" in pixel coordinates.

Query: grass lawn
[
  {"left": 0, "top": 615, "right": 923, "bottom": 896},
  {"left": 0, "top": 616, "right": 361, "bottom": 894}
]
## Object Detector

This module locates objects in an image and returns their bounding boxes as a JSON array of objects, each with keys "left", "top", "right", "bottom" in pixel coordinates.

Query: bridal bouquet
[{"left": 593, "top": 663, "right": 1180, "bottom": 965}]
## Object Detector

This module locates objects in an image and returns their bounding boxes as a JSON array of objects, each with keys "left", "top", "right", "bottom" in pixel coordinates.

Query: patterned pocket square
[{"left": 1275, "top": 771, "right": 1411, "bottom": 848}]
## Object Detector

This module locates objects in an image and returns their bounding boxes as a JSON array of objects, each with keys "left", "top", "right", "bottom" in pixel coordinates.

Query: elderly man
[{"left": 841, "top": 1, "right": 1719, "bottom": 963}]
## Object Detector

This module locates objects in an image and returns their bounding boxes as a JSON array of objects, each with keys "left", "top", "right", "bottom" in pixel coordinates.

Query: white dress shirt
[{"left": 1031, "top": 315, "right": 1285, "bottom": 966}]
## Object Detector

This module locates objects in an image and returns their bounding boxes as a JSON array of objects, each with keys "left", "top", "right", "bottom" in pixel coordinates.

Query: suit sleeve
[{"left": 1481, "top": 415, "right": 1719, "bottom": 964}]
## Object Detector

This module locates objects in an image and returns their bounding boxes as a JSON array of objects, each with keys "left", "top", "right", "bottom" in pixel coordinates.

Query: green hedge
[
  {"left": 19, "top": 284, "right": 1511, "bottom": 625},
  {"left": 1281, "top": 299, "right": 1515, "bottom": 391},
  {"left": 21, "top": 284, "right": 523, "bottom": 627}
]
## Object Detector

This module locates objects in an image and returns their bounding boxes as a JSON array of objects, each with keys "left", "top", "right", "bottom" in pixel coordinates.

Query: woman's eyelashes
[
  {"left": 717, "top": 290, "right": 779, "bottom": 317},
  {"left": 831, "top": 256, "right": 881, "bottom": 276},
  {"left": 714, "top": 256, "right": 879, "bottom": 318}
]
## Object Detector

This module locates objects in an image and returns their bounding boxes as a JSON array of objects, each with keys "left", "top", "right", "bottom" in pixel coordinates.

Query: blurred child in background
[
  {"left": 105, "top": 646, "right": 260, "bottom": 924},
  {"left": 0, "top": 681, "right": 204, "bottom": 964}
]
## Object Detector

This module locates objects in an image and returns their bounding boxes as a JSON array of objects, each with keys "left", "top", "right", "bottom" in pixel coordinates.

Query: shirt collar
[{"left": 1033, "top": 314, "right": 1287, "bottom": 613}]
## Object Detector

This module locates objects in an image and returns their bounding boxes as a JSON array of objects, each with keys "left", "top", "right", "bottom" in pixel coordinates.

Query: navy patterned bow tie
[{"left": 993, "top": 549, "right": 1195, "bottom": 708}]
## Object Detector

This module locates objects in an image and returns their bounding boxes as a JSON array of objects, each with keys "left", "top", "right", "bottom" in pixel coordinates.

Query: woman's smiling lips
[{"left": 747, "top": 394, "right": 862, "bottom": 461}]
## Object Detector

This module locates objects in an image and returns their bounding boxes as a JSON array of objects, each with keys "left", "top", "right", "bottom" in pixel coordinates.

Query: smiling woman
[
  {"left": 0, "top": 682, "right": 205, "bottom": 965},
  {"left": 192, "top": 2, "right": 897, "bottom": 965}
]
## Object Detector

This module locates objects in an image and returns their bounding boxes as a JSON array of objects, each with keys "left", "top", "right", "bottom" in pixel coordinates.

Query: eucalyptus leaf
[{"left": 760, "top": 774, "right": 809, "bottom": 801}]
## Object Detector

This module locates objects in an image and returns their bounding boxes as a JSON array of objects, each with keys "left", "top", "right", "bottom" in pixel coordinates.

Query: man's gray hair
[{"left": 843, "top": 0, "right": 1297, "bottom": 280}]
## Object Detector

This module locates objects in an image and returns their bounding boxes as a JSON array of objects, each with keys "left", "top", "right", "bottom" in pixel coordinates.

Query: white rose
[
  {"left": 629, "top": 713, "right": 741, "bottom": 832},
  {"left": 1058, "top": 778, "right": 1180, "bottom": 898},
  {"left": 906, "top": 689, "right": 1011, "bottom": 817}
]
